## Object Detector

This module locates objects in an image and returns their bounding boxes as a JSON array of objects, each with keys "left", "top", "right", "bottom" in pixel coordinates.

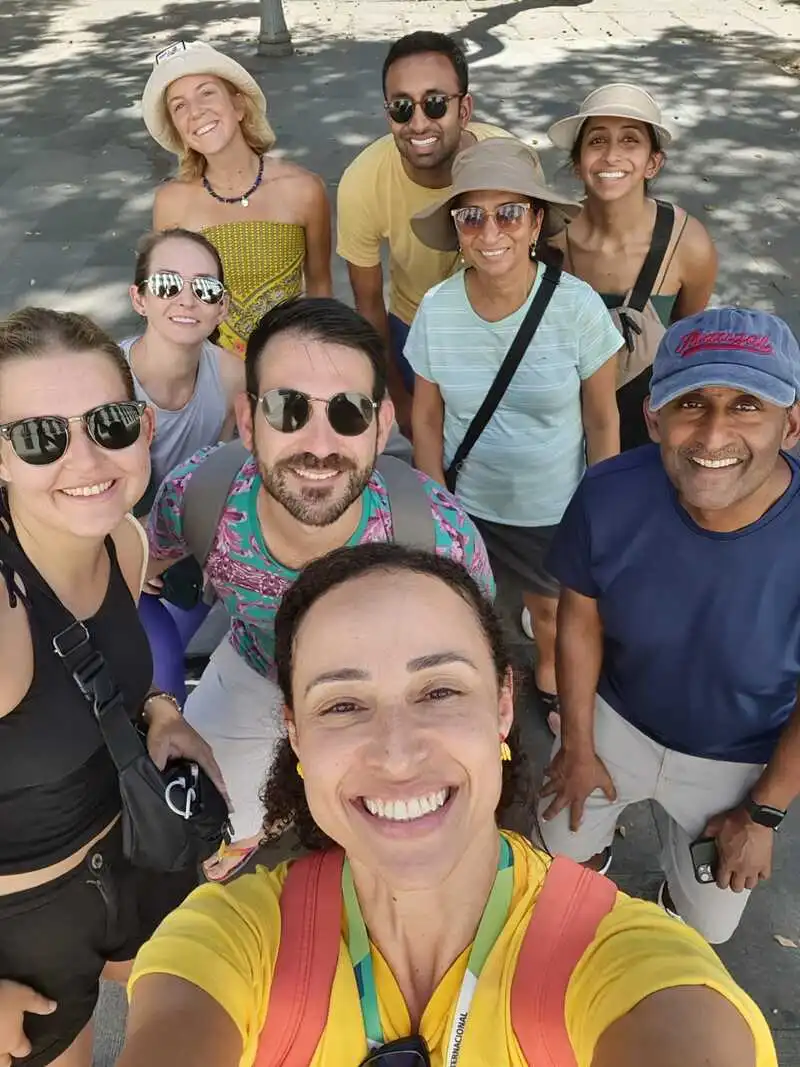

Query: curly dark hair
[{"left": 261, "top": 543, "right": 535, "bottom": 850}]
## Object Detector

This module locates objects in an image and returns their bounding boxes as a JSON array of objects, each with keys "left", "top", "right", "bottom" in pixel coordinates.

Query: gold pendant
[{"left": 241, "top": 196, "right": 249, "bottom": 207}]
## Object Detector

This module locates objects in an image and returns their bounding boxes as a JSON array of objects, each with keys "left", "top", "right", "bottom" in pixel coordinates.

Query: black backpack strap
[
  {"left": 182, "top": 441, "right": 249, "bottom": 566},
  {"left": 445, "top": 264, "right": 561, "bottom": 494},
  {"left": 627, "top": 200, "right": 675, "bottom": 312},
  {"left": 375, "top": 456, "right": 436, "bottom": 552}
]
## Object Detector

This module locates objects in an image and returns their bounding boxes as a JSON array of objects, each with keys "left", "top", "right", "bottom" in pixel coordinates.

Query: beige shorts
[
  {"left": 183, "top": 637, "right": 285, "bottom": 841},
  {"left": 537, "top": 695, "right": 763, "bottom": 944}
]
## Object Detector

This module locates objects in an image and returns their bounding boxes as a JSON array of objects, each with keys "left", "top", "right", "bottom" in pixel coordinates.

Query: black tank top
[{"left": 0, "top": 534, "right": 152, "bottom": 874}]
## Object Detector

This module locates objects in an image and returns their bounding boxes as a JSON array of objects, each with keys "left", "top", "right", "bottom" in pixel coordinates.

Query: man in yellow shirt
[{"left": 336, "top": 32, "right": 510, "bottom": 432}]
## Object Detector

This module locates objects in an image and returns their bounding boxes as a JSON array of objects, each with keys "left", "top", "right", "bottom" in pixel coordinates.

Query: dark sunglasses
[
  {"left": 359, "top": 1035, "right": 430, "bottom": 1066},
  {"left": 0, "top": 401, "right": 147, "bottom": 466},
  {"left": 255, "top": 388, "right": 377, "bottom": 437},
  {"left": 451, "top": 202, "right": 531, "bottom": 233},
  {"left": 139, "top": 271, "right": 226, "bottom": 305},
  {"left": 384, "top": 93, "right": 461, "bottom": 124}
]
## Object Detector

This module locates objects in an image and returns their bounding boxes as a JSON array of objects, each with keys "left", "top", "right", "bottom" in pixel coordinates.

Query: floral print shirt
[{"left": 147, "top": 446, "right": 495, "bottom": 679}]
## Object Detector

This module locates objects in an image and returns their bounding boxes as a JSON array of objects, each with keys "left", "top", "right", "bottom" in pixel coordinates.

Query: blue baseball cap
[{"left": 649, "top": 307, "right": 800, "bottom": 411}]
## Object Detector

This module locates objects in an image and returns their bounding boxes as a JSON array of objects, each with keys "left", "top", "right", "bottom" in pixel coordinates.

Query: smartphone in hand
[{"left": 690, "top": 836, "right": 718, "bottom": 884}]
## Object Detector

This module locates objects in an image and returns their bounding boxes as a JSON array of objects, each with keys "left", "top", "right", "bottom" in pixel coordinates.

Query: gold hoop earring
[
  {"left": 296, "top": 762, "right": 304, "bottom": 779},
  {"left": 500, "top": 741, "right": 512, "bottom": 762}
]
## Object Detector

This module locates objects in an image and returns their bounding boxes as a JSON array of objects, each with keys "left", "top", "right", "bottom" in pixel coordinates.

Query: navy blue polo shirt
[{"left": 547, "top": 445, "right": 800, "bottom": 763}]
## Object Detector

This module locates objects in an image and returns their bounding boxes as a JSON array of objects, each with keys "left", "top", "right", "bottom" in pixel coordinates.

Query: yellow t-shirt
[
  {"left": 336, "top": 123, "right": 509, "bottom": 325},
  {"left": 130, "top": 833, "right": 776, "bottom": 1067}
]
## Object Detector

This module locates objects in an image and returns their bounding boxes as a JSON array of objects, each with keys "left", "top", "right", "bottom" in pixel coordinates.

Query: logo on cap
[{"left": 676, "top": 330, "right": 774, "bottom": 359}]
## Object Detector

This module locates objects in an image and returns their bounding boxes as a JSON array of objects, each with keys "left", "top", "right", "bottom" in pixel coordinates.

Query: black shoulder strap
[
  {"left": 445, "top": 264, "right": 561, "bottom": 493},
  {"left": 627, "top": 200, "right": 675, "bottom": 312},
  {"left": 182, "top": 441, "right": 249, "bottom": 566},
  {"left": 0, "top": 524, "right": 145, "bottom": 771}
]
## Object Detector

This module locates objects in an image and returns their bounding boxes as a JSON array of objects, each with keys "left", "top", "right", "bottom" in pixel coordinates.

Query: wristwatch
[{"left": 743, "top": 794, "right": 787, "bottom": 830}]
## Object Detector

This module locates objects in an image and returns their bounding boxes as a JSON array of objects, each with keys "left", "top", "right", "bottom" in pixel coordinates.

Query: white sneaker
[{"left": 521, "top": 607, "right": 534, "bottom": 639}]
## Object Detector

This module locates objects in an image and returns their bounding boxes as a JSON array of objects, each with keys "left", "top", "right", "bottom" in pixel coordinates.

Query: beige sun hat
[
  {"left": 141, "top": 40, "right": 269, "bottom": 154},
  {"left": 547, "top": 83, "right": 673, "bottom": 151},
  {"left": 411, "top": 138, "right": 580, "bottom": 252}
]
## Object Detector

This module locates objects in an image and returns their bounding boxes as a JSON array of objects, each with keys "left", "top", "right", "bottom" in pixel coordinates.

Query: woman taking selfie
[
  {"left": 141, "top": 40, "right": 332, "bottom": 358},
  {"left": 123, "top": 544, "right": 774, "bottom": 1067},
  {"left": 407, "top": 138, "right": 622, "bottom": 722},
  {"left": 548, "top": 83, "right": 718, "bottom": 449},
  {"left": 0, "top": 309, "right": 224, "bottom": 1067}
]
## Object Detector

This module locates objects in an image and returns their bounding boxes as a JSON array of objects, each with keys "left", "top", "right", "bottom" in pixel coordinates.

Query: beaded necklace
[{"left": 202, "top": 154, "right": 264, "bottom": 207}]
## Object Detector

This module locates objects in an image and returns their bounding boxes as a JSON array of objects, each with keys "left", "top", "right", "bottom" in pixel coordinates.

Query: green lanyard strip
[{"left": 343, "top": 835, "right": 514, "bottom": 1049}]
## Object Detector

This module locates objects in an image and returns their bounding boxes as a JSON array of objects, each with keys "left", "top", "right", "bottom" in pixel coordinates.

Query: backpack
[
  {"left": 255, "top": 849, "right": 616, "bottom": 1067},
  {"left": 168, "top": 435, "right": 435, "bottom": 608},
  {"left": 602, "top": 201, "right": 687, "bottom": 452}
]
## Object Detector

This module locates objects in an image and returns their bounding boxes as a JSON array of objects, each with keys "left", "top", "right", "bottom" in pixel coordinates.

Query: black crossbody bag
[
  {"left": 0, "top": 526, "right": 231, "bottom": 873},
  {"left": 445, "top": 264, "right": 561, "bottom": 493}
]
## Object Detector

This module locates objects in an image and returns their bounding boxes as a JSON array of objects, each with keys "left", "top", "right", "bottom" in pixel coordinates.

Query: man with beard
[
  {"left": 337, "top": 32, "right": 511, "bottom": 433},
  {"left": 145, "top": 296, "right": 493, "bottom": 874},
  {"left": 538, "top": 306, "right": 800, "bottom": 944}
]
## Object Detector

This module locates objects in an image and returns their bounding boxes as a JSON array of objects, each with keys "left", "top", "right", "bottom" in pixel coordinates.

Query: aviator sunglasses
[
  {"left": 254, "top": 388, "right": 377, "bottom": 437},
  {"left": 384, "top": 93, "right": 461, "bottom": 125},
  {"left": 139, "top": 271, "right": 226, "bottom": 305},
  {"left": 0, "top": 401, "right": 147, "bottom": 466},
  {"left": 451, "top": 202, "right": 532, "bottom": 233}
]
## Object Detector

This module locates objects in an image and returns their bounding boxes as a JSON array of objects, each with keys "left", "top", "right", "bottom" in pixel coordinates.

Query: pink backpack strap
[
  {"left": 255, "top": 849, "right": 344, "bottom": 1067},
  {"left": 511, "top": 855, "right": 617, "bottom": 1066}
]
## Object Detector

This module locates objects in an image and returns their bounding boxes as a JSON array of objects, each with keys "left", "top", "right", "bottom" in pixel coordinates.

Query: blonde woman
[{"left": 141, "top": 40, "right": 332, "bottom": 357}]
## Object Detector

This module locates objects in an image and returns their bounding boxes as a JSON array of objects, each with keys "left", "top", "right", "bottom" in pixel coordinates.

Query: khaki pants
[
  {"left": 184, "top": 637, "right": 285, "bottom": 841},
  {"left": 537, "top": 695, "right": 764, "bottom": 944}
]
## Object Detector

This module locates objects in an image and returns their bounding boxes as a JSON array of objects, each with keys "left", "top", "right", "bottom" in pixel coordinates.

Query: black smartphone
[{"left": 689, "top": 836, "right": 718, "bottom": 885}]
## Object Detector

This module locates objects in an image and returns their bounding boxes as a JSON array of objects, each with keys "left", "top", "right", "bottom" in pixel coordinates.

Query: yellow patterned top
[{"left": 202, "top": 221, "right": 306, "bottom": 357}]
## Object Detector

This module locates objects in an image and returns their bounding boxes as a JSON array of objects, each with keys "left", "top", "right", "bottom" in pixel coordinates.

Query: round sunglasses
[
  {"left": 255, "top": 389, "right": 377, "bottom": 437},
  {"left": 451, "top": 202, "right": 531, "bottom": 233},
  {"left": 0, "top": 401, "right": 147, "bottom": 466},
  {"left": 384, "top": 93, "right": 460, "bottom": 125},
  {"left": 139, "top": 271, "right": 226, "bottom": 305}
]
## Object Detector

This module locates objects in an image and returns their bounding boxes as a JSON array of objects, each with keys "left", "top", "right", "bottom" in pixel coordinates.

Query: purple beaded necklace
[{"left": 202, "top": 154, "right": 264, "bottom": 207}]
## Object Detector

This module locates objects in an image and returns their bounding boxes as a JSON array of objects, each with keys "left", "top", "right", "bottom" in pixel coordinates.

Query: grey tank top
[{"left": 120, "top": 337, "right": 228, "bottom": 484}]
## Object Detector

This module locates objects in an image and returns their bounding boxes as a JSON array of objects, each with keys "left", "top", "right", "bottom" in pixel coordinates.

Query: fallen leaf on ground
[{"left": 774, "top": 934, "right": 798, "bottom": 948}]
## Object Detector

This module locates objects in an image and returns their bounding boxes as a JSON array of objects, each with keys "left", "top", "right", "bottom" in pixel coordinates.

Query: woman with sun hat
[
  {"left": 141, "top": 40, "right": 333, "bottom": 358},
  {"left": 547, "top": 83, "right": 718, "bottom": 451}
]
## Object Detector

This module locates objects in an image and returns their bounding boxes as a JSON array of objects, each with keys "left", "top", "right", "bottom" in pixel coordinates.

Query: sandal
[{"left": 533, "top": 682, "right": 561, "bottom": 736}]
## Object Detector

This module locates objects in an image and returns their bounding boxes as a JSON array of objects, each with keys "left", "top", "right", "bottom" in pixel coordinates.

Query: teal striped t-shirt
[{"left": 405, "top": 268, "right": 623, "bottom": 526}]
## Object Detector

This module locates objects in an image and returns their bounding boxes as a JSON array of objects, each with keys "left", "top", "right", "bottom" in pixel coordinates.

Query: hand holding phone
[{"left": 690, "top": 836, "right": 719, "bottom": 885}]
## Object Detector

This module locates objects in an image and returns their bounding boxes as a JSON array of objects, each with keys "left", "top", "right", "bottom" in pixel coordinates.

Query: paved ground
[{"left": 2, "top": 0, "right": 800, "bottom": 1062}]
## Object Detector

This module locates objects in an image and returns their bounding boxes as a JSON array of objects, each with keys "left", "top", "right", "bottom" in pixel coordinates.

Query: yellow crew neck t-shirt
[
  {"left": 336, "top": 123, "right": 510, "bottom": 326},
  {"left": 129, "top": 832, "right": 775, "bottom": 1066}
]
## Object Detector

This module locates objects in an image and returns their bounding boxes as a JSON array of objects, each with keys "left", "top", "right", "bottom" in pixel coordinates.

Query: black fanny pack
[{"left": 0, "top": 523, "right": 231, "bottom": 873}]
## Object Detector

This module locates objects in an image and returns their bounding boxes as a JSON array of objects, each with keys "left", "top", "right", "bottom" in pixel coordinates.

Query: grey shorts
[
  {"left": 537, "top": 695, "right": 764, "bottom": 944},
  {"left": 470, "top": 515, "right": 559, "bottom": 598}
]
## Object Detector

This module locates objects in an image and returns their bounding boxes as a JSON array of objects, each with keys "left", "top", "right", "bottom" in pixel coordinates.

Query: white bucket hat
[
  {"left": 141, "top": 40, "right": 270, "bottom": 155},
  {"left": 547, "top": 83, "right": 673, "bottom": 151}
]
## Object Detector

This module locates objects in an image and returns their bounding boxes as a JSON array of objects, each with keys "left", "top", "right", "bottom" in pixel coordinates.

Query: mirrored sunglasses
[
  {"left": 451, "top": 202, "right": 531, "bottom": 233},
  {"left": 256, "top": 388, "right": 377, "bottom": 437},
  {"left": 0, "top": 401, "right": 147, "bottom": 466},
  {"left": 384, "top": 93, "right": 460, "bottom": 125},
  {"left": 140, "top": 271, "right": 226, "bottom": 305}
]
